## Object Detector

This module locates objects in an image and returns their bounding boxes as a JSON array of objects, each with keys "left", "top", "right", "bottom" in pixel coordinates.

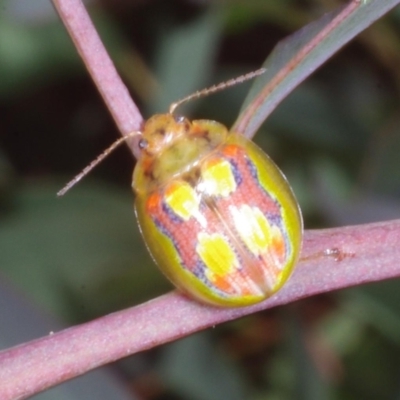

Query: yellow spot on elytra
[
  {"left": 201, "top": 158, "right": 236, "bottom": 197},
  {"left": 196, "top": 231, "right": 266, "bottom": 296},
  {"left": 164, "top": 181, "right": 200, "bottom": 221},
  {"left": 197, "top": 232, "right": 237, "bottom": 280},
  {"left": 230, "top": 205, "right": 285, "bottom": 260}
]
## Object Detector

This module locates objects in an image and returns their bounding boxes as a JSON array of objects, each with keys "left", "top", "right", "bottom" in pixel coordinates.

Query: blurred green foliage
[{"left": 1, "top": 0, "right": 400, "bottom": 399}]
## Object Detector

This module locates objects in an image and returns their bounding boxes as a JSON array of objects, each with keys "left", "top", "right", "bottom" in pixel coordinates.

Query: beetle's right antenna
[
  {"left": 169, "top": 68, "right": 266, "bottom": 115},
  {"left": 57, "top": 132, "right": 139, "bottom": 197}
]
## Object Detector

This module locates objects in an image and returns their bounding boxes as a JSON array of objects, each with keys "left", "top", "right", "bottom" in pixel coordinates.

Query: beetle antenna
[
  {"left": 57, "top": 132, "right": 139, "bottom": 197},
  {"left": 169, "top": 67, "right": 266, "bottom": 115}
]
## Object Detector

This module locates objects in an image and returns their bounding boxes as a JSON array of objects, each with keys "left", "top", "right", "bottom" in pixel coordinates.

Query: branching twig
[{"left": 52, "top": 0, "right": 143, "bottom": 157}]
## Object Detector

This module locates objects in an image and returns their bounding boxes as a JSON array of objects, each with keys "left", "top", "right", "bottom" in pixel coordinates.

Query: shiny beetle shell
[{"left": 133, "top": 113, "right": 303, "bottom": 307}]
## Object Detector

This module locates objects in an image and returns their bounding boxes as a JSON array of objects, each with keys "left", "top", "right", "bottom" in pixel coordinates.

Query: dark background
[{"left": 1, "top": 1, "right": 400, "bottom": 399}]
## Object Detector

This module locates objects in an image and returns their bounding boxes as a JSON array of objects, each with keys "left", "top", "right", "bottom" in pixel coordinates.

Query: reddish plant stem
[
  {"left": 52, "top": 0, "right": 143, "bottom": 157},
  {"left": 1, "top": 220, "right": 400, "bottom": 400}
]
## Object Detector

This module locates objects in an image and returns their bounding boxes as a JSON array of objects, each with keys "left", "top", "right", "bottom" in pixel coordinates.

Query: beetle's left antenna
[{"left": 57, "top": 132, "right": 138, "bottom": 197}]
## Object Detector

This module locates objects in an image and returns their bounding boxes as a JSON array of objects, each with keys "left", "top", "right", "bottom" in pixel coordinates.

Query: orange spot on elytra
[
  {"left": 212, "top": 275, "right": 232, "bottom": 292},
  {"left": 212, "top": 270, "right": 257, "bottom": 297},
  {"left": 221, "top": 144, "right": 240, "bottom": 158},
  {"left": 271, "top": 231, "right": 286, "bottom": 262},
  {"left": 146, "top": 192, "right": 161, "bottom": 212}
]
